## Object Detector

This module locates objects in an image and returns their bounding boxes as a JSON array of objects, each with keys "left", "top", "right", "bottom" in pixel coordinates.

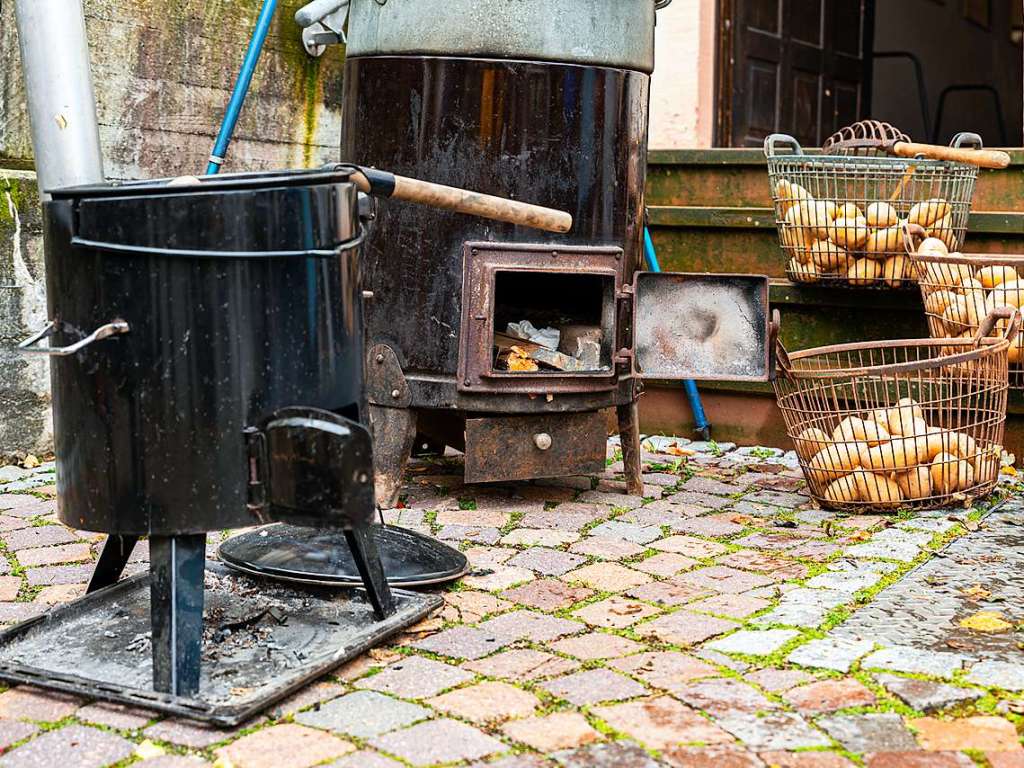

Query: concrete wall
[
  {"left": 650, "top": 0, "right": 716, "bottom": 149},
  {"left": 0, "top": 0, "right": 347, "bottom": 458},
  {"left": 872, "top": 0, "right": 1023, "bottom": 146}
]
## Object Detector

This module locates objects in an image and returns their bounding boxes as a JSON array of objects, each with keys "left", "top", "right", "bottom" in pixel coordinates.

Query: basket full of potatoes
[
  {"left": 773, "top": 310, "right": 1016, "bottom": 511},
  {"left": 906, "top": 223, "right": 1024, "bottom": 389},
  {"left": 765, "top": 133, "right": 978, "bottom": 289}
]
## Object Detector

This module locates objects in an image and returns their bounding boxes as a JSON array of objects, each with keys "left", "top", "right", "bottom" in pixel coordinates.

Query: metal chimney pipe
[{"left": 14, "top": 0, "right": 104, "bottom": 199}]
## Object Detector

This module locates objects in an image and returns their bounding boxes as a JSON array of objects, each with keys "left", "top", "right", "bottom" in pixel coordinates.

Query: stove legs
[
  {"left": 369, "top": 405, "right": 417, "bottom": 508},
  {"left": 150, "top": 534, "right": 206, "bottom": 697},
  {"left": 87, "top": 535, "right": 139, "bottom": 593},
  {"left": 344, "top": 525, "right": 396, "bottom": 620},
  {"left": 617, "top": 401, "right": 643, "bottom": 496}
]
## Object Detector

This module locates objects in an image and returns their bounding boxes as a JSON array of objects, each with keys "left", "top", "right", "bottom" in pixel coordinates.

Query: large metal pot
[{"left": 33, "top": 169, "right": 373, "bottom": 536}]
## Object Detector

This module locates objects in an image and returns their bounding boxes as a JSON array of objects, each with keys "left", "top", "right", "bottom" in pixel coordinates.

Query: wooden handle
[
  {"left": 353, "top": 171, "right": 572, "bottom": 233},
  {"left": 892, "top": 141, "right": 1011, "bottom": 169}
]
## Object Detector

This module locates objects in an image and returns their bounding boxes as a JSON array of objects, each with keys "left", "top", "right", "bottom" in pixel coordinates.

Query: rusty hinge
[{"left": 243, "top": 426, "right": 270, "bottom": 520}]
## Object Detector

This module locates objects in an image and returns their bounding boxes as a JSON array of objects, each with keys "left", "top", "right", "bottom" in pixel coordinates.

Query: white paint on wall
[{"left": 650, "top": 0, "right": 716, "bottom": 149}]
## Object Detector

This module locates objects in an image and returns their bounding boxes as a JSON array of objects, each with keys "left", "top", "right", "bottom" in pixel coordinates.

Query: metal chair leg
[
  {"left": 150, "top": 534, "right": 206, "bottom": 697},
  {"left": 344, "top": 525, "right": 396, "bottom": 620},
  {"left": 87, "top": 535, "right": 138, "bottom": 593}
]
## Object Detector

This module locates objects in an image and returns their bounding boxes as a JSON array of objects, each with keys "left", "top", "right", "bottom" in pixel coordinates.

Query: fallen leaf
[
  {"left": 959, "top": 610, "right": 1013, "bottom": 633},
  {"left": 21, "top": 454, "right": 39, "bottom": 469},
  {"left": 1004, "top": 463, "right": 1018, "bottom": 476},
  {"left": 135, "top": 740, "right": 165, "bottom": 760},
  {"left": 962, "top": 585, "right": 992, "bottom": 600},
  {"left": 849, "top": 530, "right": 871, "bottom": 542},
  {"left": 730, "top": 514, "right": 755, "bottom": 525},
  {"left": 665, "top": 446, "right": 696, "bottom": 457}
]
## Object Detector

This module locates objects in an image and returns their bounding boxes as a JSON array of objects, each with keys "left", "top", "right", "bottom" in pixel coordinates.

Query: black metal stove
[{"left": 5, "top": 168, "right": 439, "bottom": 721}]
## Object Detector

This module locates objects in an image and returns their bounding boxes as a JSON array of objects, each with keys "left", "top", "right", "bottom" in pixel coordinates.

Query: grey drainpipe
[{"left": 14, "top": 0, "right": 104, "bottom": 199}]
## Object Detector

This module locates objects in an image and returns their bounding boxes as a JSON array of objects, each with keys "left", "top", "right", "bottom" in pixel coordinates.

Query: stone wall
[{"left": 0, "top": 0, "right": 347, "bottom": 457}]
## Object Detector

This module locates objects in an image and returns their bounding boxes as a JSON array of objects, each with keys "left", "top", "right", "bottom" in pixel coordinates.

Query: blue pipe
[
  {"left": 643, "top": 227, "right": 711, "bottom": 439},
  {"left": 206, "top": 0, "right": 279, "bottom": 175}
]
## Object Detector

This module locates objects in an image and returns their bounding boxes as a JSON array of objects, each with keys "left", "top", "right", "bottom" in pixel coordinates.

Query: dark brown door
[{"left": 717, "top": 0, "right": 874, "bottom": 147}]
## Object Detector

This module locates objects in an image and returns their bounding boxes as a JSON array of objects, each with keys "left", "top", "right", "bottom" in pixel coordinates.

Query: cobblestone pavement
[{"left": 0, "top": 438, "right": 1022, "bottom": 767}]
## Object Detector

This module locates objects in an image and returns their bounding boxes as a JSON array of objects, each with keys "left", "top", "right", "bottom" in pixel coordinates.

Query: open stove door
[{"left": 632, "top": 273, "right": 775, "bottom": 382}]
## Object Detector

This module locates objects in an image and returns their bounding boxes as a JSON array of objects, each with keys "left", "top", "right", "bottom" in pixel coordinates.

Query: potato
[
  {"left": 824, "top": 474, "right": 860, "bottom": 504},
  {"left": 869, "top": 409, "right": 892, "bottom": 432},
  {"left": 908, "top": 198, "right": 950, "bottom": 228},
  {"left": 951, "top": 431, "right": 977, "bottom": 461},
  {"left": 882, "top": 255, "right": 911, "bottom": 288},
  {"left": 942, "top": 294, "right": 981, "bottom": 335},
  {"left": 917, "top": 236, "right": 950, "bottom": 257},
  {"left": 786, "top": 200, "right": 834, "bottom": 241},
  {"left": 781, "top": 222, "right": 813, "bottom": 256},
  {"left": 988, "top": 279, "right": 1024, "bottom": 309},
  {"left": 923, "top": 260, "right": 972, "bottom": 288},
  {"left": 789, "top": 258, "right": 820, "bottom": 283},
  {"left": 925, "top": 427, "right": 956, "bottom": 461},
  {"left": 885, "top": 399, "right": 924, "bottom": 435},
  {"left": 794, "top": 427, "right": 831, "bottom": 460},
  {"left": 865, "top": 226, "right": 902, "bottom": 257},
  {"left": 847, "top": 257, "right": 882, "bottom": 286},
  {"left": 834, "top": 202, "right": 863, "bottom": 220},
  {"left": 833, "top": 416, "right": 889, "bottom": 446},
  {"left": 973, "top": 444, "right": 1002, "bottom": 483},
  {"left": 859, "top": 441, "right": 908, "bottom": 472},
  {"left": 897, "top": 433, "right": 933, "bottom": 466},
  {"left": 809, "top": 240, "right": 851, "bottom": 272},
  {"left": 807, "top": 443, "right": 862, "bottom": 485},
  {"left": 896, "top": 465, "right": 933, "bottom": 500},
  {"left": 829, "top": 215, "right": 870, "bottom": 249},
  {"left": 775, "top": 179, "right": 813, "bottom": 214},
  {"left": 977, "top": 265, "right": 1019, "bottom": 290},
  {"left": 928, "top": 212, "right": 958, "bottom": 251},
  {"left": 930, "top": 452, "right": 974, "bottom": 495},
  {"left": 854, "top": 470, "right": 904, "bottom": 506},
  {"left": 924, "top": 289, "right": 958, "bottom": 316},
  {"left": 865, "top": 202, "right": 899, "bottom": 228}
]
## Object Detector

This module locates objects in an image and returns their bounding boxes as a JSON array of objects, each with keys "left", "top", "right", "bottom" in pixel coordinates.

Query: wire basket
[
  {"left": 904, "top": 223, "right": 1024, "bottom": 390},
  {"left": 772, "top": 308, "right": 1016, "bottom": 511},
  {"left": 764, "top": 127, "right": 981, "bottom": 289}
]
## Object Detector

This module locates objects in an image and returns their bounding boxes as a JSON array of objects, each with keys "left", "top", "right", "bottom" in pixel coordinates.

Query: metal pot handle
[
  {"left": 68, "top": 236, "right": 362, "bottom": 260},
  {"left": 18, "top": 319, "right": 130, "bottom": 356}
]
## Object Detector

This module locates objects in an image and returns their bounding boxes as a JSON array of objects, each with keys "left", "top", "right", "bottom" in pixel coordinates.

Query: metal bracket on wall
[
  {"left": 366, "top": 344, "right": 411, "bottom": 408},
  {"left": 295, "top": 0, "right": 350, "bottom": 56}
]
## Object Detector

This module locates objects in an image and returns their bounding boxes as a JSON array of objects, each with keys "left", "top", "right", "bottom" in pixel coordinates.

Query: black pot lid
[{"left": 217, "top": 524, "right": 469, "bottom": 588}]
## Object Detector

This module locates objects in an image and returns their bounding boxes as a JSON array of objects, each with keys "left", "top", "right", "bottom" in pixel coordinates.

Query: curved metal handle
[
  {"left": 951, "top": 132, "right": 984, "bottom": 150},
  {"left": 295, "top": 0, "right": 349, "bottom": 27},
  {"left": 763, "top": 134, "right": 803, "bottom": 159},
  {"left": 18, "top": 319, "right": 130, "bottom": 356},
  {"left": 655, "top": 0, "right": 674, "bottom": 9},
  {"left": 901, "top": 221, "right": 929, "bottom": 256},
  {"left": 975, "top": 306, "right": 1021, "bottom": 345}
]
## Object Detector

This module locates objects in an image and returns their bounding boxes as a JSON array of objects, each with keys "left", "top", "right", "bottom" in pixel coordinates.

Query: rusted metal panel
[
  {"left": 457, "top": 242, "right": 624, "bottom": 396},
  {"left": 366, "top": 344, "right": 411, "bottom": 408},
  {"left": 633, "top": 273, "right": 771, "bottom": 382},
  {"left": 464, "top": 412, "right": 607, "bottom": 484}
]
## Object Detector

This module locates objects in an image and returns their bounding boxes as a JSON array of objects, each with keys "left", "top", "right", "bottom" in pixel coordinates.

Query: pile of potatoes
[
  {"left": 793, "top": 397, "right": 1001, "bottom": 508},
  {"left": 915, "top": 237, "right": 1024, "bottom": 363},
  {"left": 775, "top": 178, "right": 954, "bottom": 288}
]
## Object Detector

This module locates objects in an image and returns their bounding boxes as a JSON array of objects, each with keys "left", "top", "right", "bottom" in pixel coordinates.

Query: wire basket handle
[
  {"left": 763, "top": 134, "right": 803, "bottom": 159},
  {"left": 975, "top": 306, "right": 1022, "bottom": 346},
  {"left": 772, "top": 309, "right": 796, "bottom": 380},
  {"left": 901, "top": 222, "right": 929, "bottom": 256},
  {"left": 951, "top": 132, "right": 984, "bottom": 150}
]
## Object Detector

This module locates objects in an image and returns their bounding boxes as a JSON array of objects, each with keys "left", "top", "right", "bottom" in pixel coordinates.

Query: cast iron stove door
[{"left": 632, "top": 273, "right": 773, "bottom": 382}]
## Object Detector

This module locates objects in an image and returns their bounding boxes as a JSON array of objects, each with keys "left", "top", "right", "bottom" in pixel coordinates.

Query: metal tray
[
  {"left": 0, "top": 563, "right": 440, "bottom": 726},
  {"left": 218, "top": 524, "right": 469, "bottom": 587}
]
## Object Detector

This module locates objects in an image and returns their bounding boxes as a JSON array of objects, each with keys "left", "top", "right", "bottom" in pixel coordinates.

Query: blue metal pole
[
  {"left": 643, "top": 227, "right": 711, "bottom": 439},
  {"left": 205, "top": 0, "right": 279, "bottom": 175}
]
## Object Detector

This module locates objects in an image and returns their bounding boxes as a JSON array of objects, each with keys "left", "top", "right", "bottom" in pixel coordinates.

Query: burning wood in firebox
[{"left": 496, "top": 322, "right": 607, "bottom": 373}]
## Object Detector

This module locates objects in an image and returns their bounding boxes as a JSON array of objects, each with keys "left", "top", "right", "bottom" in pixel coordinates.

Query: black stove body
[{"left": 28, "top": 169, "right": 393, "bottom": 696}]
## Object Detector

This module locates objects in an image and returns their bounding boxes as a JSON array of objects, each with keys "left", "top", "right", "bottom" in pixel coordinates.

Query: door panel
[{"left": 720, "top": 0, "right": 873, "bottom": 147}]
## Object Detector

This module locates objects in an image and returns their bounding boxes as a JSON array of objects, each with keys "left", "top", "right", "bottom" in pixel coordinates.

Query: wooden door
[{"left": 717, "top": 0, "right": 874, "bottom": 147}]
